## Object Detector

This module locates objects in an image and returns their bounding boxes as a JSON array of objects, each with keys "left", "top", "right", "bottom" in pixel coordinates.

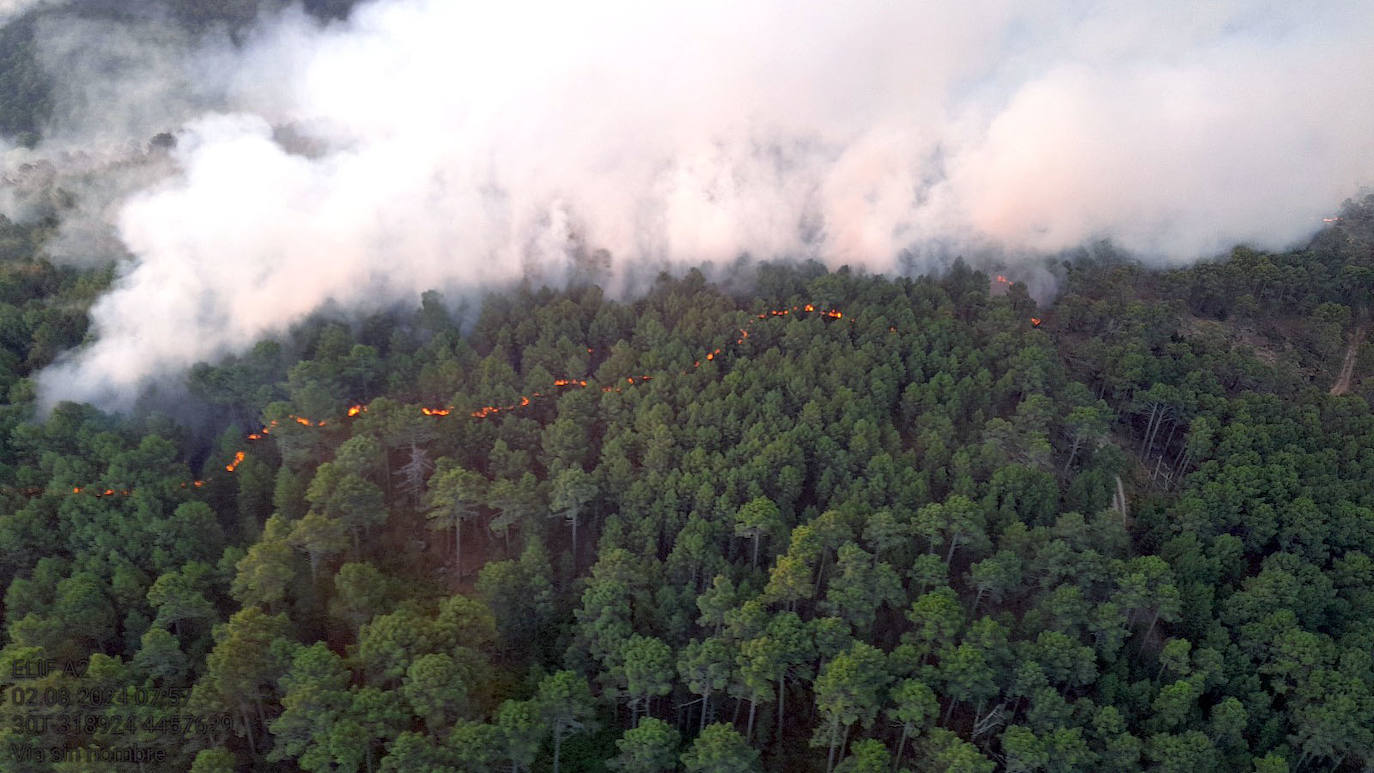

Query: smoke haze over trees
[{"left": 0, "top": 0, "right": 1368, "bottom": 406}]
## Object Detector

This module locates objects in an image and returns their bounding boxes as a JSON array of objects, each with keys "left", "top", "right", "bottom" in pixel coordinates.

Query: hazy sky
[{"left": 6, "top": 0, "right": 1372, "bottom": 408}]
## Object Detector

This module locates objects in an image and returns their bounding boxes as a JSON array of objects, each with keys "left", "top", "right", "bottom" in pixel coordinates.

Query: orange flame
[
  {"left": 347, "top": 405, "right": 365, "bottom": 417},
  {"left": 421, "top": 407, "right": 453, "bottom": 416},
  {"left": 1030, "top": 317, "right": 1042, "bottom": 327},
  {"left": 294, "top": 416, "right": 312, "bottom": 427},
  {"left": 72, "top": 487, "right": 81, "bottom": 494},
  {"left": 226, "top": 451, "right": 245, "bottom": 472}
]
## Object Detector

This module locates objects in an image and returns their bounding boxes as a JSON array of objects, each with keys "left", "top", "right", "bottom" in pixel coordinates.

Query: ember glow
[{"left": 12, "top": 300, "right": 1053, "bottom": 501}]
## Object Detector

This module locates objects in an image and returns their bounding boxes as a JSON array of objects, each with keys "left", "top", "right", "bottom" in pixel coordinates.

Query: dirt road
[{"left": 1330, "top": 321, "right": 1367, "bottom": 395}]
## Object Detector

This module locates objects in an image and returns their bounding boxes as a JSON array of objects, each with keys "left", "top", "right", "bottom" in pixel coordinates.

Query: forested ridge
[{"left": 0, "top": 197, "right": 1371, "bottom": 772}]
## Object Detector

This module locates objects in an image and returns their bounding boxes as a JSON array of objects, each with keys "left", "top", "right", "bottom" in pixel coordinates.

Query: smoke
[
  {"left": 0, "top": 0, "right": 56, "bottom": 25},
  {"left": 11, "top": 0, "right": 1374, "bottom": 408}
]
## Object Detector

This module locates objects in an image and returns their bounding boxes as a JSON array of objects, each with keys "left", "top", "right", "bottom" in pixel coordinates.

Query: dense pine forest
[{"left": 0, "top": 194, "right": 1369, "bottom": 771}]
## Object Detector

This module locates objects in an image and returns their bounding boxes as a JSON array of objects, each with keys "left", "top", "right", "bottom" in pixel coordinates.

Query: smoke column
[{"left": 9, "top": 0, "right": 1374, "bottom": 408}]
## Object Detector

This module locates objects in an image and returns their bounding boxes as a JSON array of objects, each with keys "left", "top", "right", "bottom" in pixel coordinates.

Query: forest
[{"left": 0, "top": 190, "right": 1369, "bottom": 771}]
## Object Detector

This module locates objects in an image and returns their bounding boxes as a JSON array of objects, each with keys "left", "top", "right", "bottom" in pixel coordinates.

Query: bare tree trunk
[
  {"left": 1161, "top": 418, "right": 1179, "bottom": 455},
  {"left": 944, "top": 534, "right": 961, "bottom": 567},
  {"left": 1138, "top": 610, "right": 1161, "bottom": 654},
  {"left": 240, "top": 706, "right": 255, "bottom": 755},
  {"left": 1144, "top": 407, "right": 1167, "bottom": 458},
  {"left": 571, "top": 514, "right": 579, "bottom": 566},
  {"left": 1140, "top": 404, "right": 1159, "bottom": 457},
  {"left": 1062, "top": 436, "right": 1082, "bottom": 475}
]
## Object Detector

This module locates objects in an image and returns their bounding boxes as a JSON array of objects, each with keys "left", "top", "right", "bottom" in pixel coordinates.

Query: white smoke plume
[
  {"left": 0, "top": 0, "right": 56, "bottom": 26},
  {"left": 14, "top": 0, "right": 1374, "bottom": 408}
]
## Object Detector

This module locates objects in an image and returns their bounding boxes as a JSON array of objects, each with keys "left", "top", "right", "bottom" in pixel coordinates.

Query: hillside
[{"left": 0, "top": 201, "right": 1371, "bottom": 770}]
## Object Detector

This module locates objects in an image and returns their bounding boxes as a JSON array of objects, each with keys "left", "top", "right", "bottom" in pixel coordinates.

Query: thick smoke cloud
[{"left": 14, "top": 0, "right": 1374, "bottom": 408}]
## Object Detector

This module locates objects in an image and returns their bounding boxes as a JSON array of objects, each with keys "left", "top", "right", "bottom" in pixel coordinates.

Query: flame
[
  {"left": 1323, "top": 217, "right": 1341, "bottom": 223},
  {"left": 1030, "top": 317, "right": 1042, "bottom": 327},
  {"left": 25, "top": 300, "right": 855, "bottom": 493},
  {"left": 995, "top": 275, "right": 1010, "bottom": 284}
]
